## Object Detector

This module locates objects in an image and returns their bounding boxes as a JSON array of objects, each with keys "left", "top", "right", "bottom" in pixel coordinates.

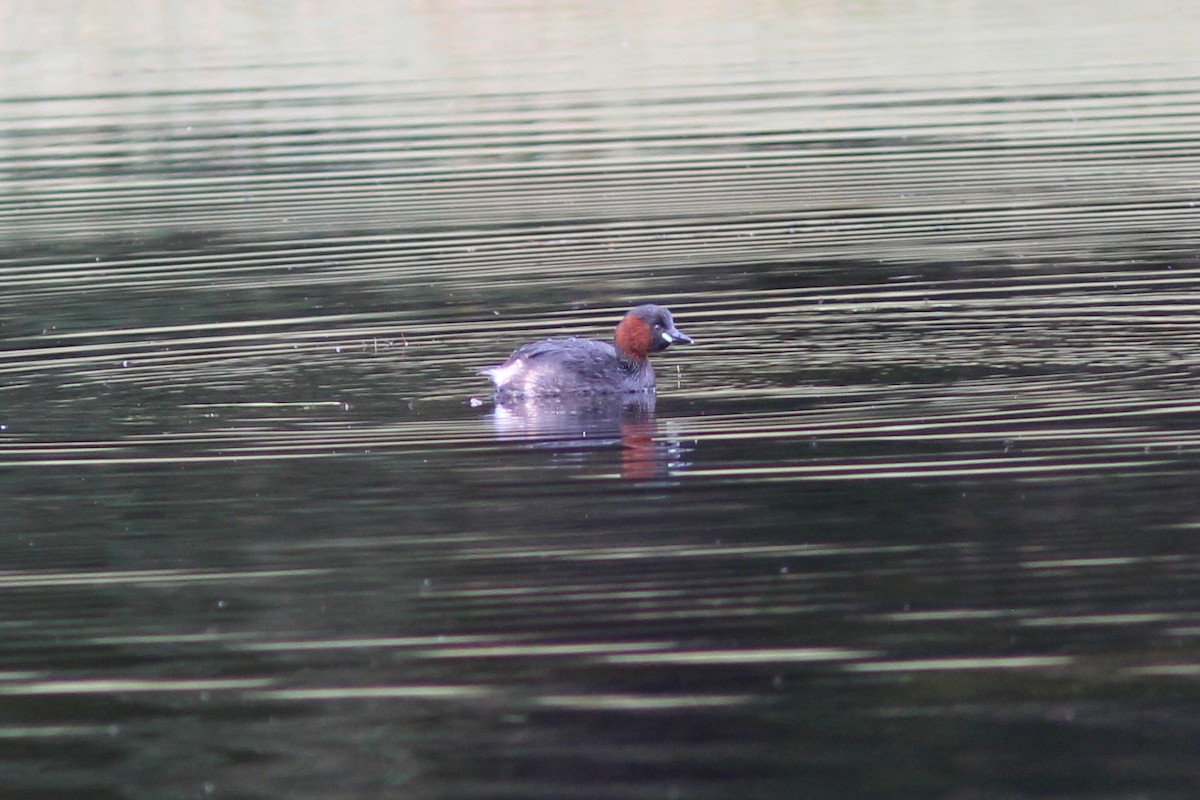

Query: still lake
[{"left": 3, "top": 2, "right": 1200, "bottom": 797}]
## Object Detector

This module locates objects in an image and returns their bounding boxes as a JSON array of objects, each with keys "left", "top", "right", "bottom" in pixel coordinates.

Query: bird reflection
[{"left": 485, "top": 393, "right": 686, "bottom": 480}]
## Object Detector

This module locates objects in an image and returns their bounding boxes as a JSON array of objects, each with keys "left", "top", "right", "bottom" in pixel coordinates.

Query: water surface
[{"left": 3, "top": 2, "right": 1200, "bottom": 798}]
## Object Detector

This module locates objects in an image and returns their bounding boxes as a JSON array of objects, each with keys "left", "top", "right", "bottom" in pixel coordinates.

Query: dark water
[{"left": 4, "top": 2, "right": 1200, "bottom": 798}]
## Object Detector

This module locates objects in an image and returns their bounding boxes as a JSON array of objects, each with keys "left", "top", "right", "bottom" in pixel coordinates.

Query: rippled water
[{"left": 4, "top": 2, "right": 1200, "bottom": 797}]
